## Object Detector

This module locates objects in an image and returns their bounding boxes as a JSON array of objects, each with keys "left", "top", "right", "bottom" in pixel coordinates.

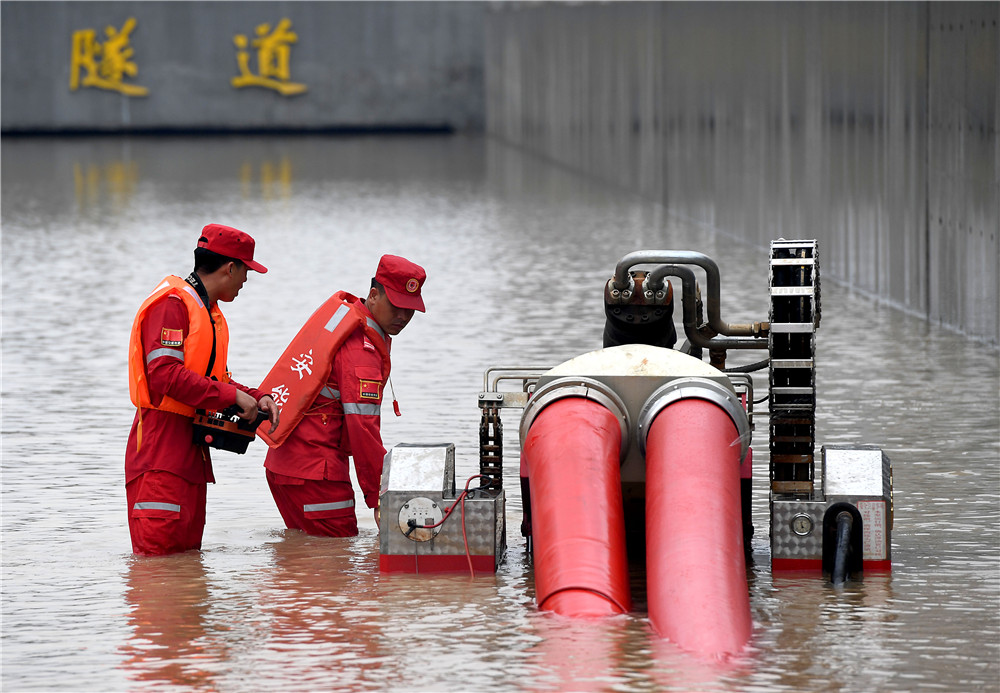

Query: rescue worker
[
  {"left": 126, "top": 223, "right": 279, "bottom": 556},
  {"left": 259, "top": 255, "right": 426, "bottom": 537}
]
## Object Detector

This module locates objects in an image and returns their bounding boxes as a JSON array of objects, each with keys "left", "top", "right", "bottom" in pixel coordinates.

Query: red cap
[
  {"left": 197, "top": 224, "right": 268, "bottom": 273},
  {"left": 375, "top": 255, "right": 426, "bottom": 312}
]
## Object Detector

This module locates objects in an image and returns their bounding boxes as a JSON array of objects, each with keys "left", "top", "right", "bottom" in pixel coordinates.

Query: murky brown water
[{"left": 2, "top": 134, "right": 998, "bottom": 692}]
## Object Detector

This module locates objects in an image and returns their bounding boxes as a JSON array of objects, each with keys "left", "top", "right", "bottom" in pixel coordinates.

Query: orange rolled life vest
[
  {"left": 257, "top": 291, "right": 390, "bottom": 448},
  {"left": 128, "top": 275, "right": 230, "bottom": 417}
]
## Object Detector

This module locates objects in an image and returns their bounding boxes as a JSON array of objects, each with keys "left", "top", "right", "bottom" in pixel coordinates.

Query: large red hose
[
  {"left": 645, "top": 398, "right": 751, "bottom": 655},
  {"left": 523, "top": 398, "right": 631, "bottom": 617}
]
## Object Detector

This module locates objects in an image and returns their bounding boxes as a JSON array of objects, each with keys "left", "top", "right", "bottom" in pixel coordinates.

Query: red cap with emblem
[
  {"left": 375, "top": 254, "right": 426, "bottom": 312},
  {"left": 198, "top": 223, "right": 268, "bottom": 273}
]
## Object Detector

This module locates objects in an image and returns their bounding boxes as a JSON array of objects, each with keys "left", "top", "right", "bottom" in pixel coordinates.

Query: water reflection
[
  {"left": 238, "top": 155, "right": 293, "bottom": 201},
  {"left": 120, "top": 553, "right": 222, "bottom": 690},
  {"left": 646, "top": 635, "right": 753, "bottom": 692},
  {"left": 74, "top": 160, "right": 140, "bottom": 211},
  {"left": 255, "top": 532, "right": 387, "bottom": 689},
  {"left": 527, "top": 616, "right": 627, "bottom": 691},
  {"left": 757, "top": 575, "right": 899, "bottom": 692}
]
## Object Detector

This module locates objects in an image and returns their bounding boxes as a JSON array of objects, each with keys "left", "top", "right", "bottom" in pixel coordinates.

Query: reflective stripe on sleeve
[
  {"left": 133, "top": 502, "right": 181, "bottom": 512},
  {"left": 303, "top": 499, "right": 355, "bottom": 513},
  {"left": 318, "top": 386, "right": 340, "bottom": 401},
  {"left": 324, "top": 304, "right": 352, "bottom": 332},
  {"left": 342, "top": 402, "right": 380, "bottom": 416},
  {"left": 146, "top": 347, "right": 185, "bottom": 363}
]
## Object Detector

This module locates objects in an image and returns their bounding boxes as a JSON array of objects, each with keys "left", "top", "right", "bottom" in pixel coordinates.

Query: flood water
[{"left": 2, "top": 134, "right": 998, "bottom": 692}]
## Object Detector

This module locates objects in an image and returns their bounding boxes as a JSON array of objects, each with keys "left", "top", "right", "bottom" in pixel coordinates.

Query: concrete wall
[
  {"left": 485, "top": 2, "right": 999, "bottom": 344},
  {"left": 1, "top": 1, "right": 484, "bottom": 132}
]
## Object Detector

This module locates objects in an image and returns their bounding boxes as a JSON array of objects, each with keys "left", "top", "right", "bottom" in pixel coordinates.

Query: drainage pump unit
[{"left": 375, "top": 239, "right": 892, "bottom": 655}]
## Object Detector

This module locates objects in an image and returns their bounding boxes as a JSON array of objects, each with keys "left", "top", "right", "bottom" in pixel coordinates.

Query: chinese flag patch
[
  {"left": 359, "top": 379, "right": 381, "bottom": 400},
  {"left": 160, "top": 328, "right": 183, "bottom": 347}
]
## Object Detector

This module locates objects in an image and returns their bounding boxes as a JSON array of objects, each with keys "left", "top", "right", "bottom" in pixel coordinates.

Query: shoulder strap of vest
[{"left": 185, "top": 272, "right": 217, "bottom": 378}]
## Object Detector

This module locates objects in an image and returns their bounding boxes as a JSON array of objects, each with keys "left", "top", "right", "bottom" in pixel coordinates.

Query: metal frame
[
  {"left": 518, "top": 376, "right": 631, "bottom": 462},
  {"left": 636, "top": 376, "right": 751, "bottom": 460}
]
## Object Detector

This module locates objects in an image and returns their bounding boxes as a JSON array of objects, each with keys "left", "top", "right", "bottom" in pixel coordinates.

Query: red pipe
[
  {"left": 645, "top": 398, "right": 751, "bottom": 655},
  {"left": 523, "top": 398, "right": 631, "bottom": 617}
]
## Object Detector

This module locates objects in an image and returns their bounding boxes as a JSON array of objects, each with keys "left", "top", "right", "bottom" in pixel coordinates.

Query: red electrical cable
[
  {"left": 408, "top": 473, "right": 484, "bottom": 578},
  {"left": 461, "top": 489, "right": 473, "bottom": 577},
  {"left": 460, "top": 474, "right": 483, "bottom": 578},
  {"left": 414, "top": 491, "right": 467, "bottom": 530}
]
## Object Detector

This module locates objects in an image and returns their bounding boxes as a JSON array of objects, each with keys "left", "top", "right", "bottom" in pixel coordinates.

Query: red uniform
[
  {"left": 126, "top": 283, "right": 266, "bottom": 555},
  {"left": 264, "top": 295, "right": 391, "bottom": 536}
]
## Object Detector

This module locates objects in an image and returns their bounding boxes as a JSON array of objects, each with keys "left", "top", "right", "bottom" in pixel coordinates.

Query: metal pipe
[
  {"left": 831, "top": 511, "right": 854, "bottom": 585},
  {"left": 614, "top": 250, "right": 762, "bottom": 338},
  {"left": 649, "top": 264, "right": 766, "bottom": 350},
  {"left": 482, "top": 367, "right": 550, "bottom": 392}
]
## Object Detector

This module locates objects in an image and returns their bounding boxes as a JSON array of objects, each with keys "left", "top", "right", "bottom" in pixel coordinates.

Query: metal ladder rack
[{"left": 768, "top": 240, "right": 821, "bottom": 496}]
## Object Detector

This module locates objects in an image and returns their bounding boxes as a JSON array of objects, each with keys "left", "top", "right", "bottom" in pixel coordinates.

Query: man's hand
[
  {"left": 234, "top": 389, "right": 258, "bottom": 421},
  {"left": 257, "top": 395, "right": 280, "bottom": 434}
]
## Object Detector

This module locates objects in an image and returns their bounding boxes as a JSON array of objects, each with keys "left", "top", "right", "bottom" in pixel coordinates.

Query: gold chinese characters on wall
[
  {"left": 232, "top": 19, "right": 307, "bottom": 95},
  {"left": 70, "top": 18, "right": 149, "bottom": 96},
  {"left": 69, "top": 17, "right": 308, "bottom": 98}
]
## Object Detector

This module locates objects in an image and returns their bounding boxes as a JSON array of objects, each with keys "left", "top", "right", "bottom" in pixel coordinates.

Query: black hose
[
  {"left": 725, "top": 358, "right": 770, "bottom": 373},
  {"left": 831, "top": 511, "right": 854, "bottom": 585}
]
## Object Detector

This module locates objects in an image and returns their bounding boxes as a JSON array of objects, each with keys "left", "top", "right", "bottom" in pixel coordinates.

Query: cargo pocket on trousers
[
  {"left": 132, "top": 500, "right": 184, "bottom": 538},
  {"left": 130, "top": 500, "right": 185, "bottom": 554}
]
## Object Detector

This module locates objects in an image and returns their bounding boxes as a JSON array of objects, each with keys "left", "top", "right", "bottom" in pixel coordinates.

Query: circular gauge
[
  {"left": 398, "top": 496, "right": 444, "bottom": 542},
  {"left": 791, "top": 513, "right": 814, "bottom": 536}
]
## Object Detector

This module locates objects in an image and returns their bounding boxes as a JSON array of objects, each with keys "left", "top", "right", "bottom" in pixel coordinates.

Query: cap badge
[{"left": 405, "top": 278, "right": 420, "bottom": 293}]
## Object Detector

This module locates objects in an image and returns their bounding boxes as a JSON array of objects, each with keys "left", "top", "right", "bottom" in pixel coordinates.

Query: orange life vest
[
  {"left": 128, "top": 275, "right": 231, "bottom": 417},
  {"left": 257, "top": 291, "right": 390, "bottom": 448}
]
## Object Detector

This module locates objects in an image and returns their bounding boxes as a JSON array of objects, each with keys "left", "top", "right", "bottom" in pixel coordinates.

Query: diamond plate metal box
[
  {"left": 379, "top": 443, "right": 506, "bottom": 574},
  {"left": 823, "top": 444, "right": 892, "bottom": 564},
  {"left": 771, "top": 444, "right": 892, "bottom": 570}
]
